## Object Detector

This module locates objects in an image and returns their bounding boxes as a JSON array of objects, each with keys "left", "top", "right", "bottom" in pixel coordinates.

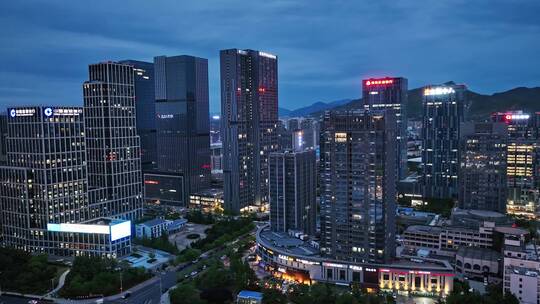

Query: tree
[
  {"left": 262, "top": 288, "right": 287, "bottom": 304},
  {"left": 336, "top": 292, "right": 359, "bottom": 304},
  {"left": 310, "top": 283, "right": 335, "bottom": 304},
  {"left": 288, "top": 284, "right": 313, "bottom": 304},
  {"left": 170, "top": 283, "right": 206, "bottom": 304},
  {"left": 177, "top": 248, "right": 202, "bottom": 263}
]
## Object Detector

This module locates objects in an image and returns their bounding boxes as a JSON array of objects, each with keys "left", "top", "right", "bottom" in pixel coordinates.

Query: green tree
[
  {"left": 336, "top": 292, "right": 359, "bottom": 304},
  {"left": 288, "top": 283, "right": 313, "bottom": 304},
  {"left": 310, "top": 283, "right": 335, "bottom": 304},
  {"left": 262, "top": 288, "right": 287, "bottom": 304},
  {"left": 177, "top": 248, "right": 202, "bottom": 263},
  {"left": 170, "top": 283, "right": 206, "bottom": 304}
]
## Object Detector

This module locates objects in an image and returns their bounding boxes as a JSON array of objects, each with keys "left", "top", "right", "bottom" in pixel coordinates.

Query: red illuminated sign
[
  {"left": 202, "top": 164, "right": 211, "bottom": 169},
  {"left": 258, "top": 87, "right": 266, "bottom": 93},
  {"left": 145, "top": 180, "right": 159, "bottom": 185},
  {"left": 365, "top": 78, "right": 394, "bottom": 86}
]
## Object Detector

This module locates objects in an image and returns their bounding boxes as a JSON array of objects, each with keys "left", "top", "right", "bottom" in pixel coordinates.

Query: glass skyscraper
[
  {"left": 118, "top": 60, "right": 156, "bottom": 172},
  {"left": 421, "top": 84, "right": 466, "bottom": 200},
  {"left": 220, "top": 49, "right": 279, "bottom": 213},
  {"left": 154, "top": 55, "right": 211, "bottom": 205},
  {"left": 83, "top": 62, "right": 144, "bottom": 221}
]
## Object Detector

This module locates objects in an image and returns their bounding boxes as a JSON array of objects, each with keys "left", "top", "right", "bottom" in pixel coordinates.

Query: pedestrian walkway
[{"left": 46, "top": 269, "right": 70, "bottom": 297}]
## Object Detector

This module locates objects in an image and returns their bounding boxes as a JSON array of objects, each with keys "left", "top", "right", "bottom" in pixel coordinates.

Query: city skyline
[{"left": 1, "top": 1, "right": 539, "bottom": 112}]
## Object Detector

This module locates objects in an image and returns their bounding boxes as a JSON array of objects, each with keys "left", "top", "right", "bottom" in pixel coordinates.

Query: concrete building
[
  {"left": 459, "top": 122, "right": 508, "bottom": 213},
  {"left": 422, "top": 84, "right": 467, "bottom": 200},
  {"left": 220, "top": 49, "right": 279, "bottom": 212},
  {"left": 455, "top": 247, "right": 501, "bottom": 283},
  {"left": 135, "top": 218, "right": 187, "bottom": 239},
  {"left": 362, "top": 77, "right": 408, "bottom": 179},
  {"left": 268, "top": 150, "right": 317, "bottom": 236},
  {"left": 154, "top": 55, "right": 211, "bottom": 205},
  {"left": 319, "top": 110, "right": 396, "bottom": 263},
  {"left": 503, "top": 234, "right": 540, "bottom": 303}
]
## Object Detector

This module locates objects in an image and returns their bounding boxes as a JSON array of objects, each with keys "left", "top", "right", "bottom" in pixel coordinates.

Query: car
[
  {"left": 190, "top": 271, "right": 198, "bottom": 276},
  {"left": 121, "top": 292, "right": 131, "bottom": 299},
  {"left": 28, "top": 301, "right": 38, "bottom": 304}
]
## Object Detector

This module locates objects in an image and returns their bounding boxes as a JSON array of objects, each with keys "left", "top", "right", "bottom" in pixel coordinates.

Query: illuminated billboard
[{"left": 47, "top": 219, "right": 131, "bottom": 242}]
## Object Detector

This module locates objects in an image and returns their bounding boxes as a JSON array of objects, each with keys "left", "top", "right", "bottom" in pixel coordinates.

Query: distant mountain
[
  {"left": 311, "top": 84, "right": 540, "bottom": 120},
  {"left": 279, "top": 99, "right": 352, "bottom": 118}
]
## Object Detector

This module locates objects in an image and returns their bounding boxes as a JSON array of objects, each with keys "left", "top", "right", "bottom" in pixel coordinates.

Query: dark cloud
[{"left": 0, "top": 0, "right": 539, "bottom": 112}]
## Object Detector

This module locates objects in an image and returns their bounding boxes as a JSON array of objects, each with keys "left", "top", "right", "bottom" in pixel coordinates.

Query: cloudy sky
[{"left": 1, "top": 0, "right": 539, "bottom": 112}]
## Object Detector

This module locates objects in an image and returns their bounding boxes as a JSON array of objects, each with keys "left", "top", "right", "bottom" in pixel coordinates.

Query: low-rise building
[
  {"left": 237, "top": 290, "right": 263, "bottom": 304},
  {"left": 503, "top": 238, "right": 540, "bottom": 303},
  {"left": 189, "top": 188, "right": 224, "bottom": 213},
  {"left": 135, "top": 218, "right": 187, "bottom": 239},
  {"left": 256, "top": 225, "right": 454, "bottom": 297},
  {"left": 455, "top": 247, "right": 501, "bottom": 283}
]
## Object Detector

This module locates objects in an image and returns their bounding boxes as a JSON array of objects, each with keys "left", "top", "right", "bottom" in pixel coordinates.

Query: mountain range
[{"left": 280, "top": 84, "right": 540, "bottom": 120}]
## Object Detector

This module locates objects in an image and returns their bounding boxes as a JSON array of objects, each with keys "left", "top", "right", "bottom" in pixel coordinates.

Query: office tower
[
  {"left": 300, "top": 118, "right": 316, "bottom": 149},
  {"left": 492, "top": 112, "right": 540, "bottom": 218},
  {"left": 421, "top": 84, "right": 466, "bottom": 200},
  {"left": 154, "top": 55, "right": 211, "bottom": 205},
  {"left": 269, "top": 150, "right": 317, "bottom": 236},
  {"left": 287, "top": 118, "right": 300, "bottom": 132},
  {"left": 211, "top": 143, "right": 223, "bottom": 172},
  {"left": 220, "top": 49, "right": 279, "bottom": 212},
  {"left": 276, "top": 120, "right": 292, "bottom": 151},
  {"left": 118, "top": 60, "right": 156, "bottom": 171},
  {"left": 319, "top": 110, "right": 396, "bottom": 263},
  {"left": 459, "top": 122, "right": 508, "bottom": 212},
  {"left": 1, "top": 107, "right": 131, "bottom": 256},
  {"left": 292, "top": 129, "right": 305, "bottom": 152},
  {"left": 362, "top": 77, "right": 408, "bottom": 179},
  {"left": 83, "top": 62, "right": 143, "bottom": 221},
  {"left": 210, "top": 114, "right": 221, "bottom": 144}
]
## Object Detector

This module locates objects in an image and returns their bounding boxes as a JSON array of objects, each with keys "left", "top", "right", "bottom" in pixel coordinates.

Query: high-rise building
[
  {"left": 268, "top": 150, "right": 317, "bottom": 236},
  {"left": 220, "top": 49, "right": 279, "bottom": 212},
  {"left": 362, "top": 77, "right": 408, "bottom": 179},
  {"left": 300, "top": 118, "right": 317, "bottom": 150},
  {"left": 421, "top": 84, "right": 467, "bottom": 200},
  {"left": 459, "top": 122, "right": 508, "bottom": 212},
  {"left": 118, "top": 60, "right": 156, "bottom": 172},
  {"left": 154, "top": 55, "right": 211, "bottom": 205},
  {"left": 287, "top": 118, "right": 300, "bottom": 132},
  {"left": 0, "top": 113, "right": 7, "bottom": 165},
  {"left": 319, "top": 110, "right": 396, "bottom": 263},
  {"left": 492, "top": 112, "right": 540, "bottom": 218},
  {"left": 276, "top": 120, "right": 292, "bottom": 151},
  {"left": 1, "top": 107, "right": 131, "bottom": 257},
  {"left": 83, "top": 62, "right": 143, "bottom": 221}
]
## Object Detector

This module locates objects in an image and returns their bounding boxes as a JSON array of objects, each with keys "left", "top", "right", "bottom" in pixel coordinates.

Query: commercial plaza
[{"left": 255, "top": 225, "right": 454, "bottom": 297}]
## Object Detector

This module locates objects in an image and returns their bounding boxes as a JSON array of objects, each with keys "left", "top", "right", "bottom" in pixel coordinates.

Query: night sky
[{"left": 1, "top": 0, "right": 539, "bottom": 113}]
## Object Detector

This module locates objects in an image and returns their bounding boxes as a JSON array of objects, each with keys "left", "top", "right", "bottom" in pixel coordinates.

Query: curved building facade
[{"left": 256, "top": 226, "right": 454, "bottom": 297}]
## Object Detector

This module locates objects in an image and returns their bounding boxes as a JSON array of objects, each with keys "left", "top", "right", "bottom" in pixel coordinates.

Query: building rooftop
[
  {"left": 138, "top": 218, "right": 168, "bottom": 227},
  {"left": 238, "top": 290, "right": 263, "bottom": 300},
  {"left": 405, "top": 225, "right": 443, "bottom": 234},
  {"left": 456, "top": 247, "right": 501, "bottom": 262},
  {"left": 259, "top": 230, "right": 318, "bottom": 256}
]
